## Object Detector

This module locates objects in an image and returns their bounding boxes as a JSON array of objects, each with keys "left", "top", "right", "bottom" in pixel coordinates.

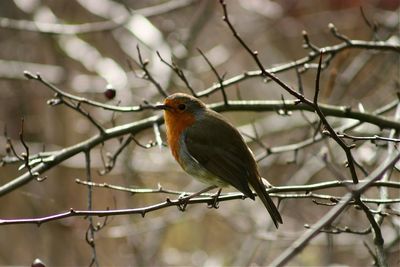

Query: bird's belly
[{"left": 178, "top": 141, "right": 228, "bottom": 187}]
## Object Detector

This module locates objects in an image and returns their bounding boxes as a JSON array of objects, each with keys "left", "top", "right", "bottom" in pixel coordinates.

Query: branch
[
  {"left": 98, "top": 134, "right": 157, "bottom": 175},
  {"left": 372, "top": 103, "right": 400, "bottom": 266},
  {"left": 25, "top": 70, "right": 400, "bottom": 128},
  {"left": 18, "top": 118, "right": 47, "bottom": 182},
  {"left": 338, "top": 133, "right": 400, "bottom": 143},
  {"left": 313, "top": 53, "right": 359, "bottom": 184},
  {"left": 0, "top": 194, "right": 251, "bottom": 226},
  {"left": 304, "top": 224, "right": 372, "bottom": 235},
  {"left": 2, "top": 98, "right": 400, "bottom": 196},
  {"left": 0, "top": 115, "right": 163, "bottom": 196},
  {"left": 23, "top": 71, "right": 145, "bottom": 112},
  {"left": 2, "top": 179, "right": 400, "bottom": 226},
  {"left": 210, "top": 100, "right": 400, "bottom": 130},
  {"left": 84, "top": 150, "right": 99, "bottom": 267},
  {"left": 135, "top": 45, "right": 168, "bottom": 97},
  {"left": 75, "top": 179, "right": 400, "bottom": 196},
  {"left": 2, "top": 96, "right": 398, "bottom": 168},
  {"left": 271, "top": 152, "right": 400, "bottom": 267},
  {"left": 156, "top": 51, "right": 198, "bottom": 96},
  {"left": 22, "top": 33, "right": 400, "bottom": 114},
  {"left": 197, "top": 39, "right": 399, "bottom": 98},
  {"left": 197, "top": 48, "right": 228, "bottom": 105}
]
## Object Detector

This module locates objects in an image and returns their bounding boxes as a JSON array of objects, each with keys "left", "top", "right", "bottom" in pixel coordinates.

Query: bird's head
[
  {"left": 155, "top": 93, "right": 207, "bottom": 149},
  {"left": 155, "top": 93, "right": 206, "bottom": 118}
]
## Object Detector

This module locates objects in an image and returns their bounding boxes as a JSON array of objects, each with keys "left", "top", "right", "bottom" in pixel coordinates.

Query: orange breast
[{"left": 164, "top": 111, "right": 196, "bottom": 163}]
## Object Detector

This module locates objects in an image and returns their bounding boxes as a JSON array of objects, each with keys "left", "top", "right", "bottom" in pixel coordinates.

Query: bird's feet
[
  {"left": 207, "top": 188, "right": 222, "bottom": 209},
  {"left": 175, "top": 186, "right": 219, "bottom": 211},
  {"left": 177, "top": 193, "right": 191, "bottom": 211}
]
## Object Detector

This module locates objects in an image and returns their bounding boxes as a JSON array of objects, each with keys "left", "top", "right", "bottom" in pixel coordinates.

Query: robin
[{"left": 156, "top": 93, "right": 283, "bottom": 228}]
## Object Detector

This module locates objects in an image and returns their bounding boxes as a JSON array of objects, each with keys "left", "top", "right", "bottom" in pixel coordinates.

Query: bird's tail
[{"left": 253, "top": 178, "right": 283, "bottom": 228}]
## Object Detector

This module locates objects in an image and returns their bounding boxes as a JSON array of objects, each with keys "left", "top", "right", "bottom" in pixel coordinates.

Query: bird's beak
[{"left": 154, "top": 104, "right": 171, "bottom": 110}]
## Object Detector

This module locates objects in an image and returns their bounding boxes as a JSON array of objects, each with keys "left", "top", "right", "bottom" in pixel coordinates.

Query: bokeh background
[{"left": 0, "top": 0, "right": 399, "bottom": 266}]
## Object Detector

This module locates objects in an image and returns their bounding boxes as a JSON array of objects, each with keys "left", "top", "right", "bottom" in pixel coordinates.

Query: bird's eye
[{"left": 177, "top": 103, "right": 186, "bottom": 110}]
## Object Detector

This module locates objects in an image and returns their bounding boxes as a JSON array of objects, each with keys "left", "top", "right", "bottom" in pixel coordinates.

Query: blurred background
[{"left": 0, "top": 0, "right": 399, "bottom": 266}]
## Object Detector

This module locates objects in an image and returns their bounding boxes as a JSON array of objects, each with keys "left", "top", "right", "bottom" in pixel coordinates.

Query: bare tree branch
[{"left": 271, "top": 152, "right": 400, "bottom": 267}]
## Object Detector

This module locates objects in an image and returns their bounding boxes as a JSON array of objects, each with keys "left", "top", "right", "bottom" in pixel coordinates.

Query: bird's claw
[
  {"left": 207, "top": 198, "right": 219, "bottom": 209},
  {"left": 207, "top": 188, "right": 222, "bottom": 209},
  {"left": 179, "top": 192, "right": 189, "bottom": 199},
  {"left": 177, "top": 193, "right": 190, "bottom": 211},
  {"left": 177, "top": 201, "right": 188, "bottom": 211}
]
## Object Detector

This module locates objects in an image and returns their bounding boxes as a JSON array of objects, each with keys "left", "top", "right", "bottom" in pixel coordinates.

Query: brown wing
[
  {"left": 184, "top": 110, "right": 283, "bottom": 228},
  {"left": 183, "top": 110, "right": 256, "bottom": 199}
]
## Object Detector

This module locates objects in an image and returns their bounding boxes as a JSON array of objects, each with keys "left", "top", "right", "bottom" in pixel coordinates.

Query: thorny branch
[
  {"left": 2, "top": 172, "right": 400, "bottom": 226},
  {"left": 304, "top": 224, "right": 372, "bottom": 235},
  {"left": 73, "top": 178, "right": 400, "bottom": 197}
]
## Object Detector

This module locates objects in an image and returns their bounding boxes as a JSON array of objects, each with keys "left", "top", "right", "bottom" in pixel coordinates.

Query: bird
[{"left": 155, "top": 93, "right": 283, "bottom": 228}]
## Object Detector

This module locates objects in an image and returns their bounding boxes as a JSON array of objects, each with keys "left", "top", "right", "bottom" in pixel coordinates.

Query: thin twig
[
  {"left": 84, "top": 151, "right": 99, "bottom": 267},
  {"left": 313, "top": 53, "right": 359, "bottom": 184},
  {"left": 302, "top": 30, "right": 320, "bottom": 53},
  {"left": 99, "top": 134, "right": 135, "bottom": 175},
  {"left": 329, "top": 23, "right": 352, "bottom": 44},
  {"left": 197, "top": 48, "right": 228, "bottom": 105},
  {"left": 304, "top": 224, "right": 372, "bottom": 235},
  {"left": 338, "top": 133, "right": 400, "bottom": 143},
  {"left": 19, "top": 118, "right": 46, "bottom": 182},
  {"left": 60, "top": 97, "right": 105, "bottom": 134},
  {"left": 156, "top": 51, "right": 197, "bottom": 96},
  {"left": 136, "top": 45, "right": 168, "bottom": 97},
  {"left": 196, "top": 38, "right": 399, "bottom": 98},
  {"left": 23, "top": 71, "right": 144, "bottom": 112}
]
